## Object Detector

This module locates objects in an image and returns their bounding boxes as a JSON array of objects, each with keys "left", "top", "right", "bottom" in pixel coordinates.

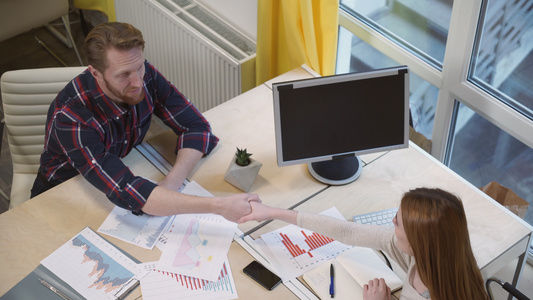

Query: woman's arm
[{"left": 240, "top": 202, "right": 397, "bottom": 252}]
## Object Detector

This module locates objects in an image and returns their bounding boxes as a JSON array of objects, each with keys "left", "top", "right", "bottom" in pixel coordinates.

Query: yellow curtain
[
  {"left": 73, "top": 0, "right": 116, "bottom": 21},
  {"left": 256, "top": 0, "right": 339, "bottom": 85}
]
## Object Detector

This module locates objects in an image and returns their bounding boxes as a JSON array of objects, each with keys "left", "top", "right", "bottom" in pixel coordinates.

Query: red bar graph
[
  {"left": 302, "top": 231, "right": 334, "bottom": 252},
  {"left": 155, "top": 262, "right": 232, "bottom": 291},
  {"left": 280, "top": 233, "right": 307, "bottom": 257},
  {"left": 278, "top": 230, "right": 335, "bottom": 258}
]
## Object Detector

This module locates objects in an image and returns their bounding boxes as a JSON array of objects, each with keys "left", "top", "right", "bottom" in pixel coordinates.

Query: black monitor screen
[{"left": 273, "top": 66, "right": 409, "bottom": 168}]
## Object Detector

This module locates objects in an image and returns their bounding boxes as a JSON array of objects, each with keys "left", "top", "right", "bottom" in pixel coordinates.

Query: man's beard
[{"left": 103, "top": 77, "right": 145, "bottom": 106}]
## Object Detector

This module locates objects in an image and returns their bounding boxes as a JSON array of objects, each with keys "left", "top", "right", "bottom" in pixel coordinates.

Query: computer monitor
[{"left": 272, "top": 65, "right": 410, "bottom": 185}]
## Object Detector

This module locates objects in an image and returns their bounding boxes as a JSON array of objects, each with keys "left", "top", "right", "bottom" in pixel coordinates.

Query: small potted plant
[{"left": 224, "top": 147, "right": 262, "bottom": 192}]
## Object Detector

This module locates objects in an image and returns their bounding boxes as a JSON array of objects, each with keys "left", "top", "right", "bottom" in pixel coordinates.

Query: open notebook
[{"left": 303, "top": 246, "right": 403, "bottom": 300}]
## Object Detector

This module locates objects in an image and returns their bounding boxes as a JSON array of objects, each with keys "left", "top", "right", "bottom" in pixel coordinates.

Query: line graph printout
[
  {"left": 140, "top": 259, "right": 237, "bottom": 300},
  {"left": 41, "top": 227, "right": 140, "bottom": 300},
  {"left": 97, "top": 180, "right": 209, "bottom": 250},
  {"left": 153, "top": 180, "right": 217, "bottom": 251},
  {"left": 156, "top": 213, "right": 237, "bottom": 281},
  {"left": 259, "top": 207, "right": 352, "bottom": 279},
  {"left": 98, "top": 206, "right": 174, "bottom": 249}
]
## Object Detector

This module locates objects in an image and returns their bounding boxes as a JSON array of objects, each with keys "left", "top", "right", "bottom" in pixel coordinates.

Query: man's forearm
[
  {"left": 159, "top": 148, "right": 203, "bottom": 191},
  {"left": 141, "top": 185, "right": 221, "bottom": 216},
  {"left": 141, "top": 185, "right": 259, "bottom": 222}
]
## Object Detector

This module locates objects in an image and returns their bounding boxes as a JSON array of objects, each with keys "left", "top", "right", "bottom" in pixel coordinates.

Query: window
[
  {"left": 446, "top": 102, "right": 533, "bottom": 226},
  {"left": 340, "top": 0, "right": 452, "bottom": 68},
  {"left": 337, "top": 0, "right": 533, "bottom": 257},
  {"left": 337, "top": 27, "right": 438, "bottom": 139},
  {"left": 469, "top": 0, "right": 533, "bottom": 120}
]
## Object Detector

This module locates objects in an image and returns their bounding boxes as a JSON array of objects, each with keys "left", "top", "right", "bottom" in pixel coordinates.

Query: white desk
[
  {"left": 144, "top": 65, "right": 532, "bottom": 297},
  {"left": 1, "top": 66, "right": 530, "bottom": 300},
  {"left": 0, "top": 66, "right": 321, "bottom": 299},
  {"left": 0, "top": 149, "right": 301, "bottom": 299},
  {"left": 143, "top": 66, "right": 333, "bottom": 234},
  {"left": 250, "top": 143, "right": 532, "bottom": 296},
  {"left": 0, "top": 150, "right": 162, "bottom": 295}
]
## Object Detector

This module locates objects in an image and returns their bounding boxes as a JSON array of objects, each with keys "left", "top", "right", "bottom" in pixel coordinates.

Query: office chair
[
  {"left": 0, "top": 109, "right": 4, "bottom": 156},
  {"left": 486, "top": 277, "right": 530, "bottom": 300},
  {"left": 0, "top": 0, "right": 83, "bottom": 66},
  {"left": 1, "top": 67, "right": 87, "bottom": 209}
]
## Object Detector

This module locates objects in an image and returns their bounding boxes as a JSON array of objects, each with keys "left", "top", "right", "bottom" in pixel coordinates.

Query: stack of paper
[{"left": 98, "top": 180, "right": 239, "bottom": 300}]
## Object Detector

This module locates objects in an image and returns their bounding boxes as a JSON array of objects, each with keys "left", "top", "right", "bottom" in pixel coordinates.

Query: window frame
[
  {"left": 338, "top": 0, "right": 533, "bottom": 259},
  {"left": 339, "top": 0, "right": 533, "bottom": 160}
]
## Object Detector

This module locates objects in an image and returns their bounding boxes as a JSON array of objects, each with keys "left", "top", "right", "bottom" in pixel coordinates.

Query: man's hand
[
  {"left": 363, "top": 278, "right": 391, "bottom": 300},
  {"left": 238, "top": 201, "right": 298, "bottom": 225},
  {"left": 218, "top": 193, "right": 261, "bottom": 223},
  {"left": 238, "top": 201, "right": 274, "bottom": 223}
]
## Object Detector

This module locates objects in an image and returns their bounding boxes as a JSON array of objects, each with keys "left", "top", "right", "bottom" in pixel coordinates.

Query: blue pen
[{"left": 329, "top": 263, "right": 335, "bottom": 298}]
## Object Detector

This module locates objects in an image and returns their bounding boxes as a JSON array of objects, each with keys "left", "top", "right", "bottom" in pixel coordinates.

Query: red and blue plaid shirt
[{"left": 40, "top": 61, "right": 219, "bottom": 212}]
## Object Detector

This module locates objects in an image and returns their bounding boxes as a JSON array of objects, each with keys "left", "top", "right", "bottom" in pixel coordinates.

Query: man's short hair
[{"left": 83, "top": 22, "right": 145, "bottom": 73}]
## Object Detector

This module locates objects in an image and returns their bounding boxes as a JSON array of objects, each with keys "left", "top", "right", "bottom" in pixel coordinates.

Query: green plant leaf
[{"left": 235, "top": 147, "right": 253, "bottom": 166}]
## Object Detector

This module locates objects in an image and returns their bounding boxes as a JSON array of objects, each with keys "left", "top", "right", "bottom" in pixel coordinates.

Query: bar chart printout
[
  {"left": 260, "top": 207, "right": 352, "bottom": 279},
  {"left": 140, "top": 259, "right": 238, "bottom": 300},
  {"left": 41, "top": 227, "right": 140, "bottom": 300},
  {"left": 280, "top": 230, "right": 335, "bottom": 258}
]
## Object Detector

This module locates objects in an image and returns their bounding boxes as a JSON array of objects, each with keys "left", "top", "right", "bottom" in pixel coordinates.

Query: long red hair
[{"left": 400, "top": 188, "right": 488, "bottom": 300}]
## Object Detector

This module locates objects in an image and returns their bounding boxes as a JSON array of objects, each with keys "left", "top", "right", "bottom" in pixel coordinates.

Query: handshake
[{"left": 220, "top": 193, "right": 297, "bottom": 225}]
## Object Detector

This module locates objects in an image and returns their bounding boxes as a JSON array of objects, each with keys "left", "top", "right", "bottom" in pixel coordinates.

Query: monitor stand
[{"left": 308, "top": 156, "right": 362, "bottom": 185}]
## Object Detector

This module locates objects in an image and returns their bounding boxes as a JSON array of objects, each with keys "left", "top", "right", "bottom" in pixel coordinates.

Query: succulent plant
[{"left": 235, "top": 147, "right": 252, "bottom": 166}]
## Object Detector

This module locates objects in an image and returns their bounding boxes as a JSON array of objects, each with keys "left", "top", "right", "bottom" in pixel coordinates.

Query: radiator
[{"left": 114, "top": 0, "right": 256, "bottom": 112}]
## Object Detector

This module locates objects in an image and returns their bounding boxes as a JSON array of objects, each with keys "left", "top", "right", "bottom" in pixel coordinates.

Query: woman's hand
[
  {"left": 363, "top": 278, "right": 391, "bottom": 300},
  {"left": 238, "top": 201, "right": 298, "bottom": 225},
  {"left": 237, "top": 201, "right": 274, "bottom": 223},
  {"left": 218, "top": 193, "right": 261, "bottom": 223}
]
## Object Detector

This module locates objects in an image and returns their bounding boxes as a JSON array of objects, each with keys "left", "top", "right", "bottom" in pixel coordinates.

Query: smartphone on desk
[{"left": 243, "top": 261, "right": 282, "bottom": 291}]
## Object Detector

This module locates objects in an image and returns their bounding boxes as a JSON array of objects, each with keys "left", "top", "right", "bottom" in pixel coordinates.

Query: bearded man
[{"left": 31, "top": 22, "right": 259, "bottom": 221}]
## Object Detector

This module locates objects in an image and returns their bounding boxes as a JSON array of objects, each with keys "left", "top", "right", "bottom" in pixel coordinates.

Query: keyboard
[{"left": 352, "top": 207, "right": 399, "bottom": 225}]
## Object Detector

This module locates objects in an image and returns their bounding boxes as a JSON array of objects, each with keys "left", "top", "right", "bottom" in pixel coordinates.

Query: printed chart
[
  {"left": 98, "top": 206, "right": 174, "bottom": 249},
  {"left": 259, "top": 207, "right": 352, "bottom": 279},
  {"left": 157, "top": 214, "right": 237, "bottom": 281},
  {"left": 140, "top": 260, "right": 237, "bottom": 300},
  {"left": 262, "top": 224, "right": 351, "bottom": 271},
  {"left": 41, "top": 227, "right": 140, "bottom": 300},
  {"left": 171, "top": 218, "right": 205, "bottom": 269},
  {"left": 97, "top": 180, "right": 212, "bottom": 250},
  {"left": 279, "top": 229, "right": 335, "bottom": 259}
]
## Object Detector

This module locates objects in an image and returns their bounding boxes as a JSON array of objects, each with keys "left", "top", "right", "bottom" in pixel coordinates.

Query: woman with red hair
[{"left": 239, "top": 188, "right": 488, "bottom": 300}]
